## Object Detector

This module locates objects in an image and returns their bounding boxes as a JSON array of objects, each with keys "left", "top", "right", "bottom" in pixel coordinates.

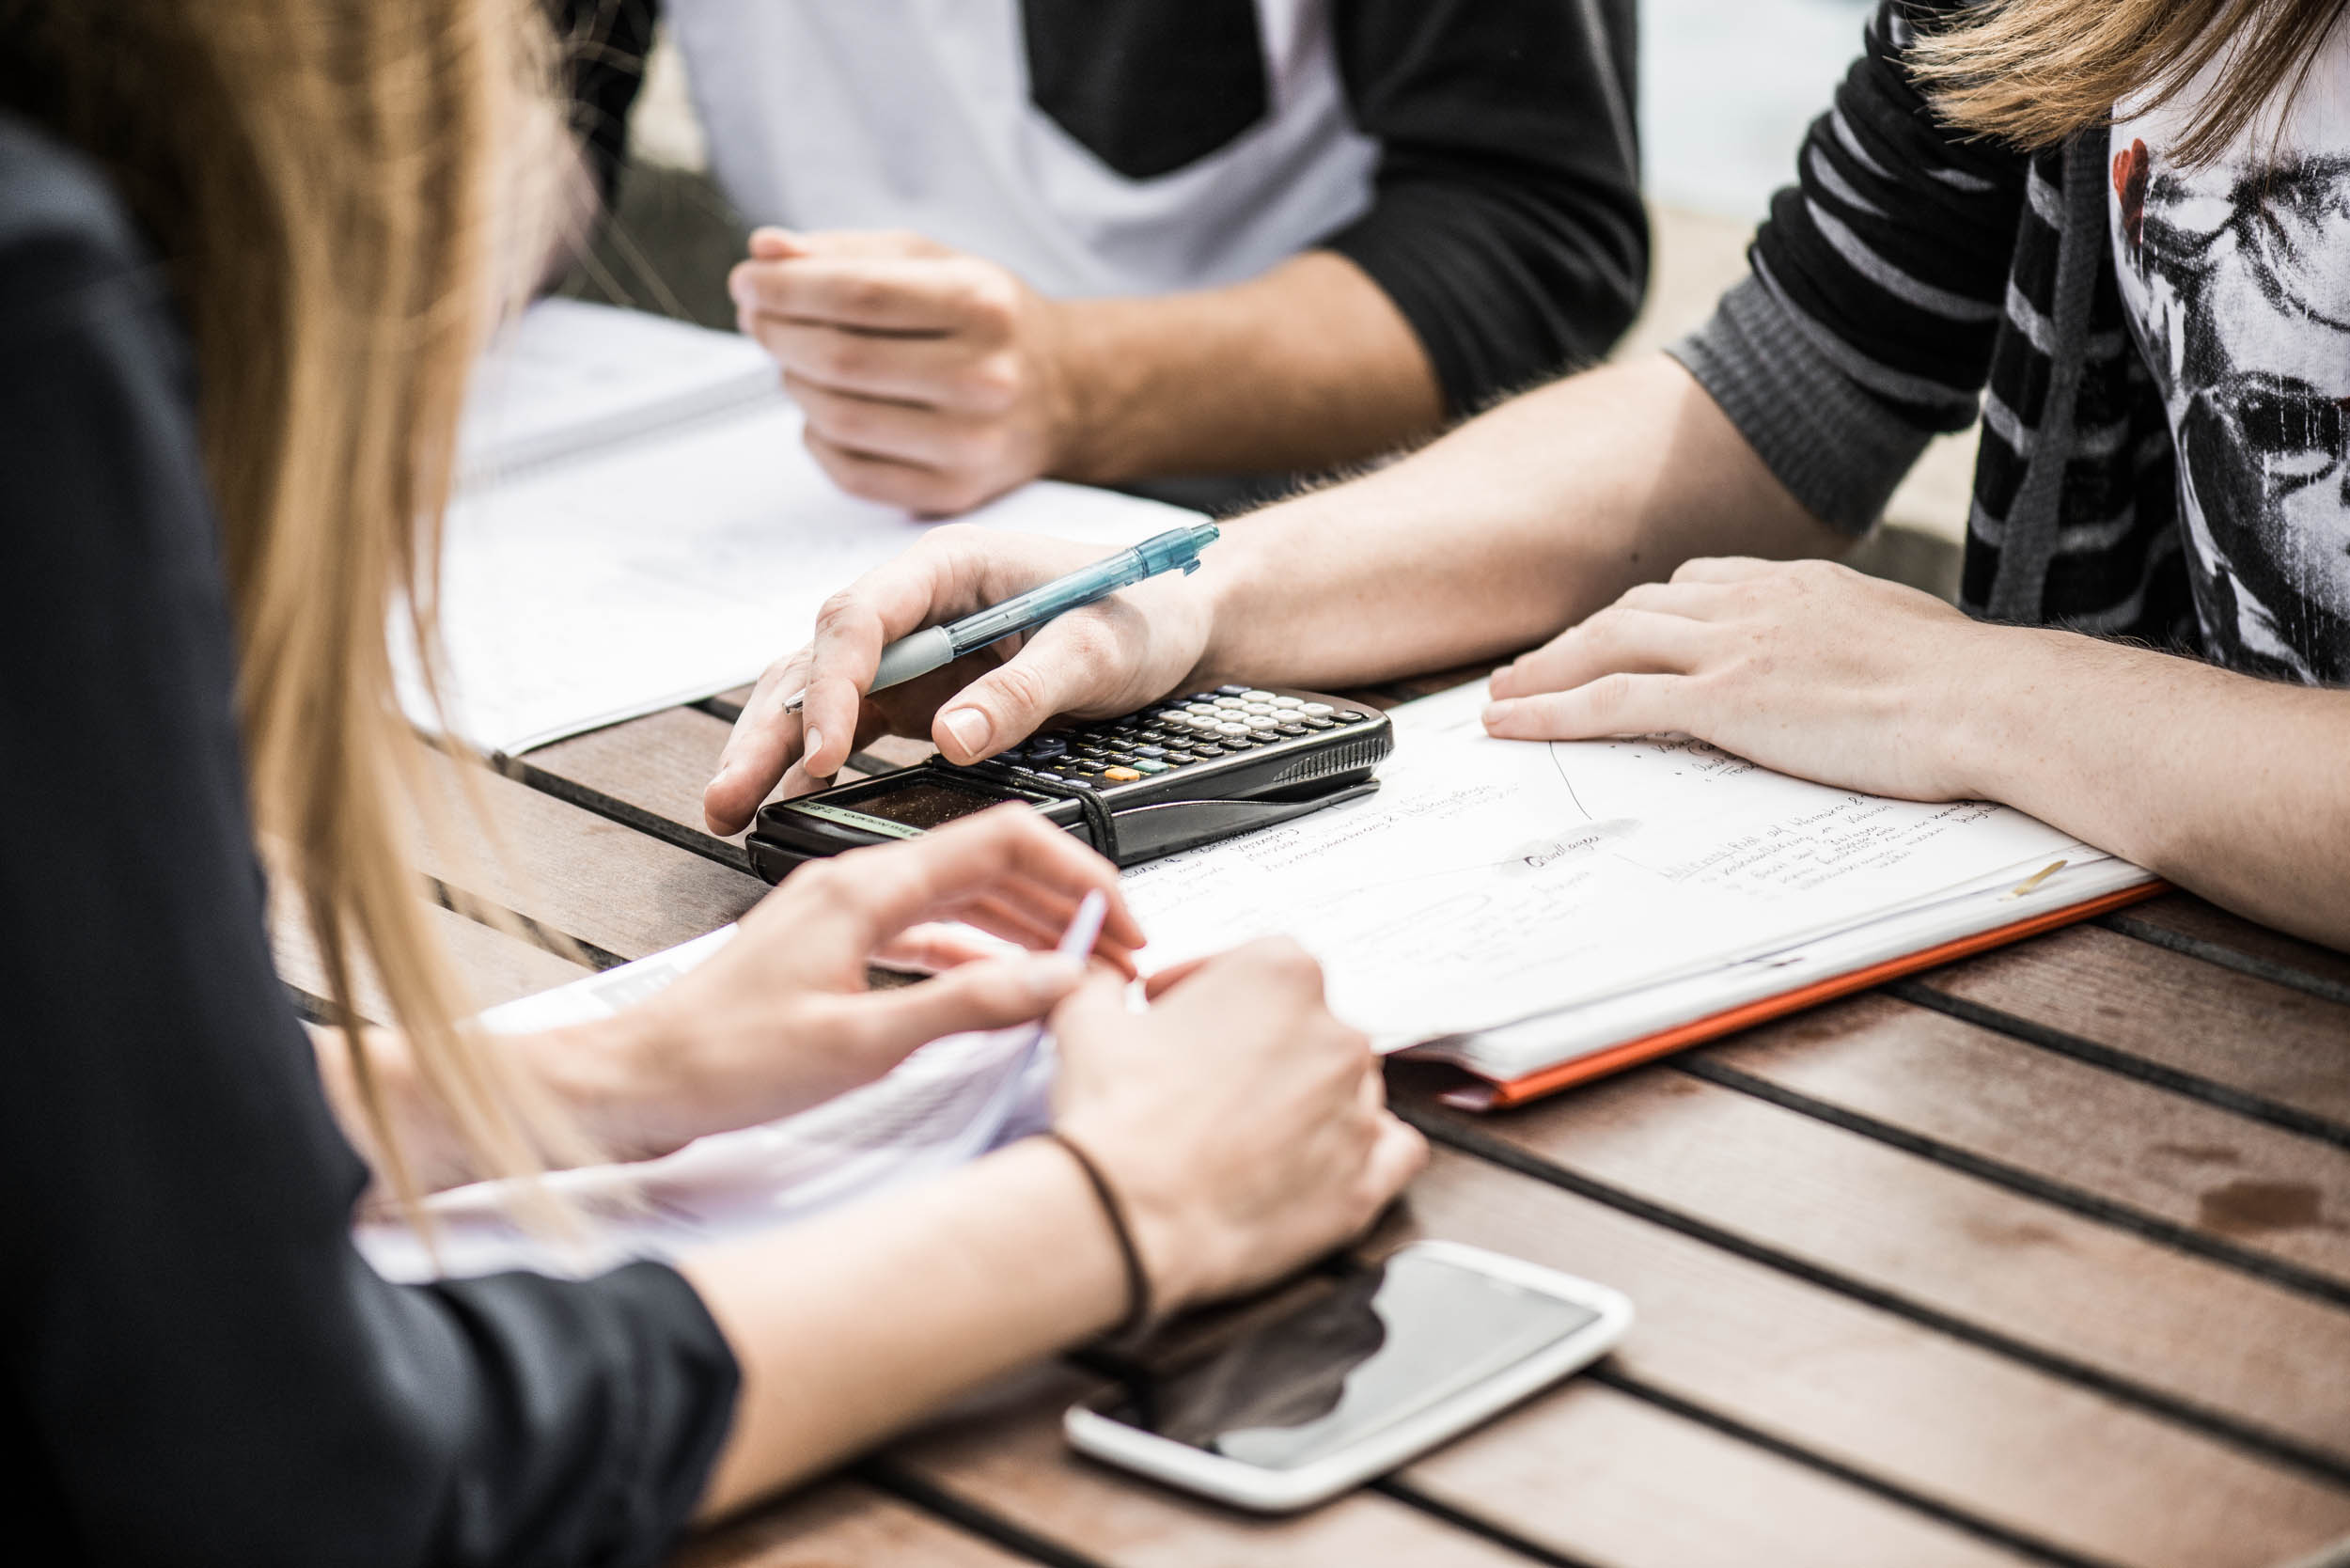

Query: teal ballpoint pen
[{"left": 783, "top": 522, "right": 1219, "bottom": 713}]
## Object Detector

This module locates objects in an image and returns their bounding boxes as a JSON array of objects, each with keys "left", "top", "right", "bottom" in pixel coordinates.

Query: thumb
[
  {"left": 930, "top": 628, "right": 1123, "bottom": 764},
  {"left": 850, "top": 950, "right": 1084, "bottom": 1058}
]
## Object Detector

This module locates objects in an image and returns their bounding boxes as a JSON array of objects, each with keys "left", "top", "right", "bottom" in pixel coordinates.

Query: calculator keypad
[{"left": 982, "top": 687, "right": 1372, "bottom": 792}]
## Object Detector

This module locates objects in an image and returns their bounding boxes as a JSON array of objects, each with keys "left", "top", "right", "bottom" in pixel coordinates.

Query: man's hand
[
  {"left": 731, "top": 227, "right": 1080, "bottom": 516},
  {"left": 1481, "top": 557, "right": 1994, "bottom": 801},
  {"left": 702, "top": 525, "right": 1218, "bottom": 836}
]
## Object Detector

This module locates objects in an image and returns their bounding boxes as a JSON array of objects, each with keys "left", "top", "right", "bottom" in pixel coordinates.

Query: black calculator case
[{"left": 747, "top": 688, "right": 1393, "bottom": 880}]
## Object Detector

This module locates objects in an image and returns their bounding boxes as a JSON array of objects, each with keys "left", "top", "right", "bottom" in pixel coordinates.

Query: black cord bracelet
[{"left": 1044, "top": 1128, "right": 1154, "bottom": 1343}]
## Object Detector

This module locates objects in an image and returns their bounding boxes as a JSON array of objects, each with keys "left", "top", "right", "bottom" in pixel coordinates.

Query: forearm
[
  {"left": 682, "top": 1136, "right": 1127, "bottom": 1518},
  {"left": 1185, "top": 353, "right": 1846, "bottom": 690},
  {"left": 1053, "top": 251, "right": 1443, "bottom": 483},
  {"left": 1957, "top": 630, "right": 2350, "bottom": 949}
]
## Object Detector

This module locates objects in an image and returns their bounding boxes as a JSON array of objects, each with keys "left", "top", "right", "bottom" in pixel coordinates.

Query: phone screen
[{"left": 1093, "top": 1250, "right": 1599, "bottom": 1471}]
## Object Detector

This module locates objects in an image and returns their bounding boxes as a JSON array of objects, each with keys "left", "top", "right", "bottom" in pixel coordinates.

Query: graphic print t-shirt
[{"left": 2110, "top": 33, "right": 2350, "bottom": 682}]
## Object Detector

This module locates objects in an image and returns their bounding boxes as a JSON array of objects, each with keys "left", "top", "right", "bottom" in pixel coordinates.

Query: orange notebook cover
[{"left": 1435, "top": 881, "right": 2166, "bottom": 1112}]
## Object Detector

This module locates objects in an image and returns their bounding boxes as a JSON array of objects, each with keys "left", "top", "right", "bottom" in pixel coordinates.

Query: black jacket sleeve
[
  {"left": 546, "top": 0, "right": 663, "bottom": 207},
  {"left": 0, "top": 116, "right": 736, "bottom": 1568},
  {"left": 1321, "top": 0, "right": 1649, "bottom": 416}
]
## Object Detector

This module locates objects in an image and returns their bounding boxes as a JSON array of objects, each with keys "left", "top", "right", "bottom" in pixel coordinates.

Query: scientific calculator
[{"left": 746, "top": 686, "right": 1393, "bottom": 880}]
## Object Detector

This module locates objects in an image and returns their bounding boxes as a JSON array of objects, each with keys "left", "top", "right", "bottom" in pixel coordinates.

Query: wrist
[
  {"left": 525, "top": 1004, "right": 690, "bottom": 1165},
  {"left": 1935, "top": 621, "right": 2072, "bottom": 804},
  {"left": 1039, "top": 295, "right": 1124, "bottom": 486},
  {"left": 1181, "top": 513, "right": 1283, "bottom": 689}
]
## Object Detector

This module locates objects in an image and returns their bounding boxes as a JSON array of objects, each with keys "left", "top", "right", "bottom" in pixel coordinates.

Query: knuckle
[
  {"left": 813, "top": 333, "right": 869, "bottom": 383},
  {"left": 963, "top": 356, "right": 1022, "bottom": 410},
  {"left": 812, "top": 590, "right": 873, "bottom": 639},
  {"left": 841, "top": 276, "right": 893, "bottom": 318},
  {"left": 1587, "top": 670, "right": 1637, "bottom": 720},
  {"left": 983, "top": 658, "right": 1052, "bottom": 717}
]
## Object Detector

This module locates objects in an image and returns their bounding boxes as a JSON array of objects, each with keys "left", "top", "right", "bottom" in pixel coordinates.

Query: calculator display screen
[{"left": 843, "top": 778, "right": 1007, "bottom": 830}]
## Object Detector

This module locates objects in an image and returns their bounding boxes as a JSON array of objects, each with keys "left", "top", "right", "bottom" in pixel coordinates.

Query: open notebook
[
  {"left": 1120, "top": 682, "right": 2160, "bottom": 1109},
  {"left": 405, "top": 300, "right": 1195, "bottom": 756}
]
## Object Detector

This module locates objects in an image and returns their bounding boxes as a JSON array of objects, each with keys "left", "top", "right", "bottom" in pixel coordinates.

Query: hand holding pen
[{"left": 705, "top": 523, "right": 1227, "bottom": 836}]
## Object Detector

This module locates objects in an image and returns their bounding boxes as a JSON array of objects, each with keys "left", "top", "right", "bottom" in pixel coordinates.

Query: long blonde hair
[
  {"left": 1914, "top": 0, "right": 2350, "bottom": 163},
  {"left": 0, "top": 0, "right": 581, "bottom": 1210}
]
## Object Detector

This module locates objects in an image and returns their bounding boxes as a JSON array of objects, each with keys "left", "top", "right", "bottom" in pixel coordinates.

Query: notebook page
[
  {"left": 407, "top": 302, "right": 1197, "bottom": 754},
  {"left": 1120, "top": 682, "right": 2091, "bottom": 1049}
]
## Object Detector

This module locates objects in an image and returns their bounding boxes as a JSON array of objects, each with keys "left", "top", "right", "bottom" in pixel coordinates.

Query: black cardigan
[
  {"left": 549, "top": 0, "right": 1650, "bottom": 419},
  {"left": 0, "top": 114, "right": 737, "bottom": 1568}
]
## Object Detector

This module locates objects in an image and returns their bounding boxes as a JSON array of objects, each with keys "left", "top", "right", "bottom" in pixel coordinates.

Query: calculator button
[
  {"left": 1240, "top": 689, "right": 1276, "bottom": 701},
  {"left": 1164, "top": 749, "right": 1201, "bottom": 763},
  {"left": 1031, "top": 771, "right": 1066, "bottom": 782},
  {"left": 1244, "top": 713, "right": 1282, "bottom": 729},
  {"left": 1028, "top": 738, "right": 1068, "bottom": 757},
  {"left": 1131, "top": 759, "right": 1172, "bottom": 775},
  {"left": 1212, "top": 697, "right": 1247, "bottom": 709},
  {"left": 1271, "top": 696, "right": 1304, "bottom": 709},
  {"left": 1240, "top": 702, "right": 1274, "bottom": 715},
  {"left": 1133, "top": 745, "right": 1167, "bottom": 758},
  {"left": 1101, "top": 766, "right": 1143, "bottom": 781},
  {"left": 1217, "top": 683, "right": 1248, "bottom": 696},
  {"left": 1190, "top": 744, "right": 1227, "bottom": 758},
  {"left": 1214, "top": 722, "right": 1250, "bottom": 738},
  {"left": 1275, "top": 723, "right": 1309, "bottom": 737},
  {"left": 1302, "top": 716, "right": 1337, "bottom": 730},
  {"left": 1301, "top": 702, "right": 1335, "bottom": 716},
  {"left": 1338, "top": 712, "right": 1369, "bottom": 724}
]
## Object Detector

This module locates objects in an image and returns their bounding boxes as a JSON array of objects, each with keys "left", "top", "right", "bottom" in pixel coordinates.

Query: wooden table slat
[
  {"left": 1399, "top": 1146, "right": 2350, "bottom": 1568},
  {"left": 1406, "top": 1071, "right": 2350, "bottom": 1470},
  {"left": 413, "top": 746, "right": 766, "bottom": 964},
  {"left": 1913, "top": 923, "right": 2350, "bottom": 1137},
  {"left": 1700, "top": 991, "right": 2350, "bottom": 1292},
  {"left": 672, "top": 1480, "right": 1029, "bottom": 1568},
  {"left": 886, "top": 1365, "right": 2032, "bottom": 1568},
  {"left": 2106, "top": 893, "right": 2350, "bottom": 1003},
  {"left": 272, "top": 892, "right": 593, "bottom": 1022}
]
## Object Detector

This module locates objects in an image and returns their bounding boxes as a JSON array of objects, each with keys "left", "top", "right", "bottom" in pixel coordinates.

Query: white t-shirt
[
  {"left": 2110, "top": 25, "right": 2350, "bottom": 682},
  {"left": 662, "top": 0, "right": 1378, "bottom": 300}
]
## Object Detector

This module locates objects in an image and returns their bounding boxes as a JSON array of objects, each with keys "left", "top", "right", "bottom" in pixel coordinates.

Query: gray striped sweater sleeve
[{"left": 1667, "top": 0, "right": 2028, "bottom": 535}]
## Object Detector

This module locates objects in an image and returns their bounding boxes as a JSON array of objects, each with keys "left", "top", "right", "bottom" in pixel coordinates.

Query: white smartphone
[{"left": 1063, "top": 1240, "right": 1633, "bottom": 1513}]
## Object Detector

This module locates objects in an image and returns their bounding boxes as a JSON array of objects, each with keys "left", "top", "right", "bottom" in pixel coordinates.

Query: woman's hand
[
  {"left": 1481, "top": 557, "right": 1995, "bottom": 801},
  {"left": 703, "top": 525, "right": 1217, "bottom": 834},
  {"left": 578, "top": 807, "right": 1142, "bottom": 1161},
  {"left": 1050, "top": 939, "right": 1427, "bottom": 1317}
]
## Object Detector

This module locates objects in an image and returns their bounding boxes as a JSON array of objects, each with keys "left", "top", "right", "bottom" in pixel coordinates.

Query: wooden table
[{"left": 307, "top": 677, "right": 2350, "bottom": 1568}]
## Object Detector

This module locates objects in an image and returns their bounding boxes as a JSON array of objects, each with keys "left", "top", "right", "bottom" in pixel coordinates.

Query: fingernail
[
  {"left": 709, "top": 760, "right": 736, "bottom": 791},
  {"left": 1482, "top": 701, "right": 1513, "bottom": 728},
  {"left": 803, "top": 727, "right": 824, "bottom": 765},
  {"left": 940, "top": 707, "right": 991, "bottom": 757},
  {"left": 1026, "top": 952, "right": 1084, "bottom": 1002}
]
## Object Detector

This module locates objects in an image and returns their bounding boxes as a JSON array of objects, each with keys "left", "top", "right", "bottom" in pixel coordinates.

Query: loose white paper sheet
[
  {"left": 356, "top": 928, "right": 1057, "bottom": 1282},
  {"left": 1120, "top": 682, "right": 2144, "bottom": 1054},
  {"left": 404, "top": 301, "right": 1197, "bottom": 755}
]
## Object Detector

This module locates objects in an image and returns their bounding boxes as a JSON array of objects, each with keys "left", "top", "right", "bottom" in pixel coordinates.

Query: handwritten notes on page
[
  {"left": 356, "top": 927, "right": 1056, "bottom": 1282},
  {"left": 404, "top": 300, "right": 1195, "bottom": 755},
  {"left": 1120, "top": 682, "right": 2116, "bottom": 1051}
]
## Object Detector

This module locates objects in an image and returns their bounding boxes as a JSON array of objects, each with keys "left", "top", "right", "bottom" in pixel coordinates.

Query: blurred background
[{"left": 572, "top": 0, "right": 1971, "bottom": 596}]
